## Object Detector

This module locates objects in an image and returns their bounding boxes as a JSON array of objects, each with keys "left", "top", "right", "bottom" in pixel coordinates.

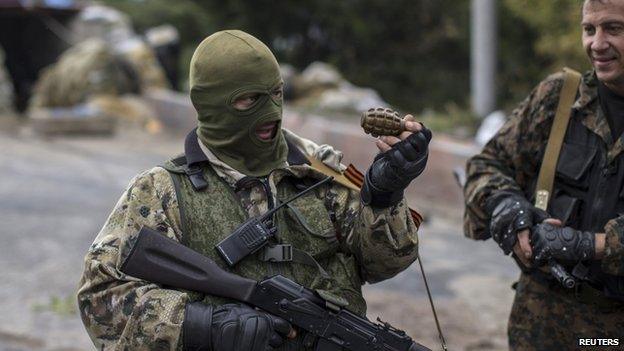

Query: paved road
[{"left": 0, "top": 124, "right": 518, "bottom": 351}]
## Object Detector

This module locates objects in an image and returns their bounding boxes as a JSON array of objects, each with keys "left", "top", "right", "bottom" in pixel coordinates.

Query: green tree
[
  {"left": 194, "top": 0, "right": 472, "bottom": 111},
  {"left": 102, "top": 0, "right": 591, "bottom": 117},
  {"left": 500, "top": 0, "right": 590, "bottom": 106}
]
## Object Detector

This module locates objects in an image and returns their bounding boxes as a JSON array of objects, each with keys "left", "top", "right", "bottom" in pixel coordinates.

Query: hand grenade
[{"left": 360, "top": 107, "right": 406, "bottom": 137}]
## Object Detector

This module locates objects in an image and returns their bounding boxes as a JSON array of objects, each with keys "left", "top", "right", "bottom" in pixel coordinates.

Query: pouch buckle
[{"left": 259, "top": 244, "right": 293, "bottom": 262}]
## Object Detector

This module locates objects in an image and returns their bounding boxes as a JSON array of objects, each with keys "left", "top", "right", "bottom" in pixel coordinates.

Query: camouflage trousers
[{"left": 508, "top": 272, "right": 624, "bottom": 351}]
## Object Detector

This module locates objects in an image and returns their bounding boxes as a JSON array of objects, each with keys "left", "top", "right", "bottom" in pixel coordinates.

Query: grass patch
[{"left": 32, "top": 295, "right": 77, "bottom": 317}]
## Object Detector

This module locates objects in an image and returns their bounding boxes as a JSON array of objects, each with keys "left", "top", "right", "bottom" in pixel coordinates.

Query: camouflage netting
[
  {"left": 29, "top": 38, "right": 138, "bottom": 109},
  {"left": 71, "top": 4, "right": 135, "bottom": 45},
  {"left": 69, "top": 4, "right": 169, "bottom": 92},
  {"left": 115, "top": 38, "right": 169, "bottom": 90},
  {"left": 87, "top": 94, "right": 162, "bottom": 133},
  {"left": 289, "top": 62, "right": 389, "bottom": 113},
  {"left": 0, "top": 46, "right": 15, "bottom": 116}
]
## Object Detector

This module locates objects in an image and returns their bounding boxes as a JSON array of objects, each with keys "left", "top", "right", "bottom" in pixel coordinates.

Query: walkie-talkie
[{"left": 216, "top": 176, "right": 333, "bottom": 266}]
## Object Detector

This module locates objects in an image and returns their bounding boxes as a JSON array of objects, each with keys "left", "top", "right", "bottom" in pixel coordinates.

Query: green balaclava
[{"left": 189, "top": 30, "right": 288, "bottom": 177}]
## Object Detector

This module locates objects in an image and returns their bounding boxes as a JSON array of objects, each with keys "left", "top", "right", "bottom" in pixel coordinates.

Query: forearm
[
  {"left": 595, "top": 233, "right": 606, "bottom": 259},
  {"left": 464, "top": 75, "right": 561, "bottom": 240},
  {"left": 601, "top": 217, "right": 624, "bottom": 275},
  {"left": 346, "top": 198, "right": 419, "bottom": 283},
  {"left": 78, "top": 239, "right": 188, "bottom": 350},
  {"left": 463, "top": 153, "right": 526, "bottom": 239}
]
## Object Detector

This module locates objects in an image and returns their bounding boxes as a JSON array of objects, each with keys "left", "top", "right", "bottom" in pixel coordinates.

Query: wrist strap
[{"left": 183, "top": 302, "right": 213, "bottom": 351}]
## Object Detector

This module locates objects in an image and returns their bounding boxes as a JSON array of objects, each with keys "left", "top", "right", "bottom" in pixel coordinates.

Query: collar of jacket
[
  {"left": 185, "top": 128, "right": 312, "bottom": 185},
  {"left": 570, "top": 70, "right": 624, "bottom": 160},
  {"left": 572, "top": 70, "right": 598, "bottom": 111}
]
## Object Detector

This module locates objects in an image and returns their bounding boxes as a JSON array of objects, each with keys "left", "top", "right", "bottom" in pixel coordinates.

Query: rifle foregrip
[{"left": 120, "top": 226, "right": 257, "bottom": 302}]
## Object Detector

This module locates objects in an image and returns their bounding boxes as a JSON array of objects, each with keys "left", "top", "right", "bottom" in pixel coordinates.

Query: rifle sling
[{"left": 535, "top": 68, "right": 582, "bottom": 210}]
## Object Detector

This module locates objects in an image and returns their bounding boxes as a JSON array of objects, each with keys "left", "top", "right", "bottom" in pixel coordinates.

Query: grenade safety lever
[{"left": 216, "top": 176, "right": 333, "bottom": 266}]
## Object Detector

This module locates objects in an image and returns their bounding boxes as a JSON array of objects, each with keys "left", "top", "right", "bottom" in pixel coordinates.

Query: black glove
[
  {"left": 531, "top": 223, "right": 595, "bottom": 264},
  {"left": 361, "top": 126, "right": 432, "bottom": 208},
  {"left": 183, "top": 302, "right": 292, "bottom": 351},
  {"left": 487, "top": 193, "right": 548, "bottom": 255}
]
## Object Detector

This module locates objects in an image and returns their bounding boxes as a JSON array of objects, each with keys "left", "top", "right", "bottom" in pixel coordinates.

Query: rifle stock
[{"left": 121, "top": 227, "right": 431, "bottom": 351}]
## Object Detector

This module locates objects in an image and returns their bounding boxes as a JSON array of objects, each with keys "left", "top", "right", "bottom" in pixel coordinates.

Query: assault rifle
[{"left": 121, "top": 226, "right": 432, "bottom": 351}]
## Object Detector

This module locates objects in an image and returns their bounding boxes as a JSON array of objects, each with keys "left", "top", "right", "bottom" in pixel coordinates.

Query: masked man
[{"left": 77, "top": 30, "right": 431, "bottom": 351}]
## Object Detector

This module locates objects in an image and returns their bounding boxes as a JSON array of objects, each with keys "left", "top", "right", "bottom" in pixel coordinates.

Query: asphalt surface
[{"left": 0, "top": 123, "right": 519, "bottom": 351}]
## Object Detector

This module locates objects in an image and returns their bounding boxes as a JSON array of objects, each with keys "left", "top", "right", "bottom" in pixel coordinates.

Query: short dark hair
[{"left": 582, "top": 0, "right": 610, "bottom": 16}]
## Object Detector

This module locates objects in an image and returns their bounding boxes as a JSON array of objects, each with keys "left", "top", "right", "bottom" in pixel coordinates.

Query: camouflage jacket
[
  {"left": 77, "top": 129, "right": 419, "bottom": 350},
  {"left": 464, "top": 70, "right": 624, "bottom": 277}
]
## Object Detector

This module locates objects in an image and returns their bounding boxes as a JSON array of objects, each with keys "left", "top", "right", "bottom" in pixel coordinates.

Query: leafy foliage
[
  {"left": 501, "top": 0, "right": 590, "bottom": 106},
  {"left": 102, "top": 0, "right": 590, "bottom": 114}
]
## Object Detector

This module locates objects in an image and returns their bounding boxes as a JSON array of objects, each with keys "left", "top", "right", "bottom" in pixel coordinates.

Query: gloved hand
[
  {"left": 361, "top": 126, "right": 432, "bottom": 208},
  {"left": 531, "top": 223, "right": 595, "bottom": 264},
  {"left": 183, "top": 302, "right": 292, "bottom": 351},
  {"left": 487, "top": 193, "right": 548, "bottom": 255}
]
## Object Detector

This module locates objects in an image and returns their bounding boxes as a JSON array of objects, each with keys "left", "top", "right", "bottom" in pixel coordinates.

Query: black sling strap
[{"left": 184, "top": 128, "right": 210, "bottom": 191}]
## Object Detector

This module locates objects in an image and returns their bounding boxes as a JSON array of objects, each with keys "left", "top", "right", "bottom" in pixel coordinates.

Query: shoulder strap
[
  {"left": 534, "top": 67, "right": 582, "bottom": 211},
  {"left": 304, "top": 154, "right": 361, "bottom": 191},
  {"left": 162, "top": 129, "right": 210, "bottom": 191},
  {"left": 315, "top": 157, "right": 424, "bottom": 228}
]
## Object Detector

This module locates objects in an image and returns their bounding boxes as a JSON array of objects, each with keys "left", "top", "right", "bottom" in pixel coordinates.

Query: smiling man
[
  {"left": 77, "top": 30, "right": 431, "bottom": 351},
  {"left": 586, "top": 0, "right": 624, "bottom": 93},
  {"left": 463, "top": 0, "right": 624, "bottom": 350}
]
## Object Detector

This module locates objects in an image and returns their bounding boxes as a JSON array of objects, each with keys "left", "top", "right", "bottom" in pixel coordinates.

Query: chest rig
[
  {"left": 531, "top": 74, "right": 624, "bottom": 299},
  {"left": 544, "top": 110, "right": 624, "bottom": 298},
  {"left": 161, "top": 131, "right": 367, "bottom": 322}
]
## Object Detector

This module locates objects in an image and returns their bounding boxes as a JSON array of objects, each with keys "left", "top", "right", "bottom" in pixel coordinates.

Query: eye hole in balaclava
[
  {"left": 189, "top": 30, "right": 289, "bottom": 177},
  {"left": 231, "top": 92, "right": 263, "bottom": 112},
  {"left": 228, "top": 81, "right": 284, "bottom": 115}
]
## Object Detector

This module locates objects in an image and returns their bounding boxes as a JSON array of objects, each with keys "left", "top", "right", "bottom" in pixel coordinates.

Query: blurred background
[{"left": 0, "top": 0, "right": 590, "bottom": 350}]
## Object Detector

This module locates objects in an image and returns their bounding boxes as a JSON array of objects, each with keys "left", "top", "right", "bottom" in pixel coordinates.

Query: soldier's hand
[
  {"left": 375, "top": 115, "right": 424, "bottom": 152},
  {"left": 513, "top": 229, "right": 533, "bottom": 268},
  {"left": 531, "top": 223, "right": 595, "bottom": 264},
  {"left": 487, "top": 193, "right": 548, "bottom": 255},
  {"left": 184, "top": 302, "right": 294, "bottom": 351},
  {"left": 362, "top": 115, "right": 432, "bottom": 208},
  {"left": 513, "top": 218, "right": 561, "bottom": 268}
]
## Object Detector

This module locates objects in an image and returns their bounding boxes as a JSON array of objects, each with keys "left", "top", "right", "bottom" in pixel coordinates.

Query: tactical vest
[
  {"left": 534, "top": 107, "right": 624, "bottom": 299},
  {"left": 162, "top": 131, "right": 366, "bottom": 349}
]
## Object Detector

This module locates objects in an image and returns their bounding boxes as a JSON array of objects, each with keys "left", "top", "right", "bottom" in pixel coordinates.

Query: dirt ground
[{"left": 0, "top": 113, "right": 519, "bottom": 351}]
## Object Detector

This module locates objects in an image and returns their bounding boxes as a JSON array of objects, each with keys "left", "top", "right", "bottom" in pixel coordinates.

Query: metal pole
[{"left": 471, "top": 0, "right": 497, "bottom": 118}]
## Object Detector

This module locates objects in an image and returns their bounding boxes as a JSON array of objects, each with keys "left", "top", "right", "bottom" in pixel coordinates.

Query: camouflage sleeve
[
  {"left": 463, "top": 73, "right": 564, "bottom": 240},
  {"left": 77, "top": 167, "right": 187, "bottom": 350},
  {"left": 602, "top": 216, "right": 624, "bottom": 275},
  {"left": 326, "top": 184, "right": 419, "bottom": 283}
]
